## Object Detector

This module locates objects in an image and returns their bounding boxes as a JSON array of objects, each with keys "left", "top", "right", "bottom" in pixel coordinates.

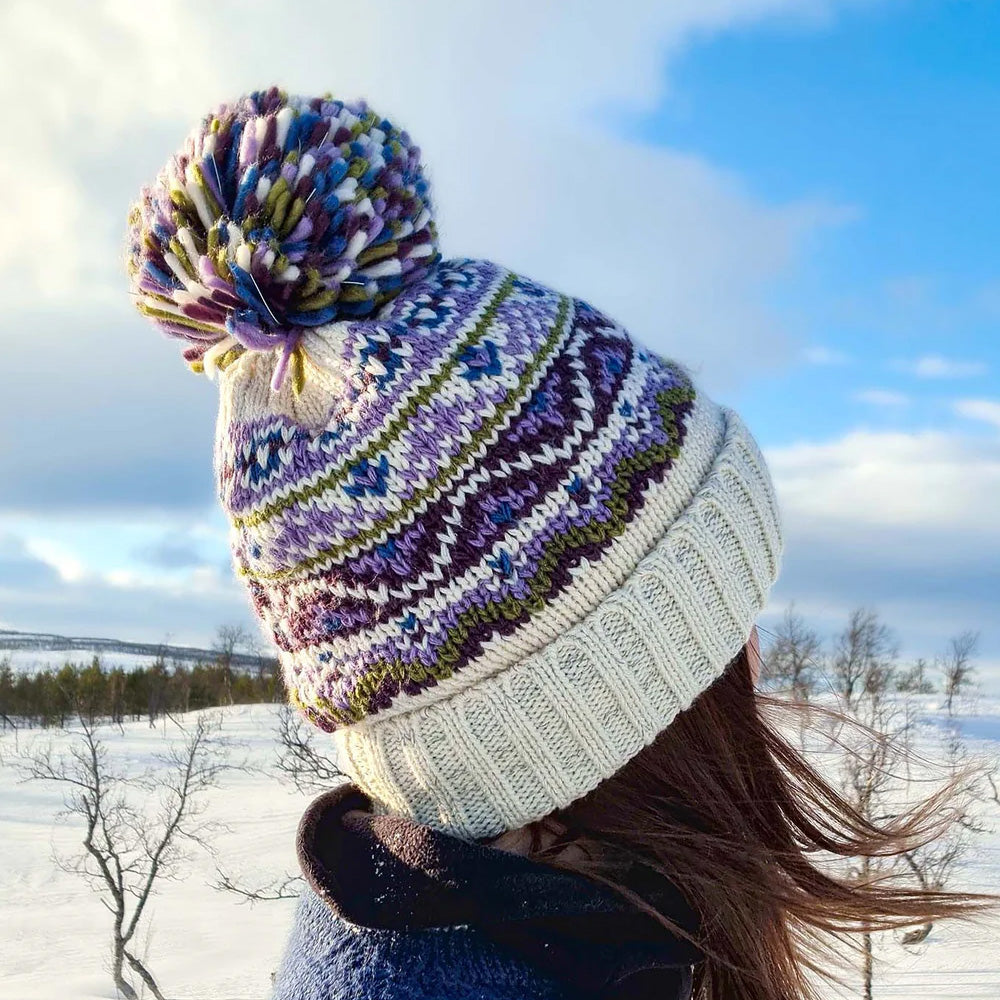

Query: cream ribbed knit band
[{"left": 334, "top": 401, "right": 782, "bottom": 840}]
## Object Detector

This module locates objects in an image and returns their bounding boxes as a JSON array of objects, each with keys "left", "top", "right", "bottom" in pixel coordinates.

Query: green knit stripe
[
  {"left": 302, "top": 382, "right": 696, "bottom": 725},
  {"left": 240, "top": 292, "right": 573, "bottom": 581},
  {"left": 232, "top": 271, "right": 518, "bottom": 531}
]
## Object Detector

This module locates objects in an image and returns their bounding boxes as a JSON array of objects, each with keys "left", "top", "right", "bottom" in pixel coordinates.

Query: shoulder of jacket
[{"left": 271, "top": 889, "right": 567, "bottom": 1000}]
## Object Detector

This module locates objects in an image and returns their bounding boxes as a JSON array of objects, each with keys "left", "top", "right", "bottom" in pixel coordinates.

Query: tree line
[
  {"left": 0, "top": 626, "right": 282, "bottom": 730},
  {"left": 763, "top": 605, "right": 980, "bottom": 712},
  {"left": 5, "top": 607, "right": 994, "bottom": 1000}
]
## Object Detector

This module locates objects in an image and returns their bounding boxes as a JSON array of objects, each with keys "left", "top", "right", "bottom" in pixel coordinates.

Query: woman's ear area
[{"left": 747, "top": 625, "right": 762, "bottom": 686}]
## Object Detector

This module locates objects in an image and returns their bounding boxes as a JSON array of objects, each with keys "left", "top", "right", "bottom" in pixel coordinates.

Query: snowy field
[
  {"left": 0, "top": 702, "right": 998, "bottom": 1000},
  {"left": 821, "top": 704, "right": 1000, "bottom": 999},
  {"left": 0, "top": 706, "right": 306, "bottom": 1000}
]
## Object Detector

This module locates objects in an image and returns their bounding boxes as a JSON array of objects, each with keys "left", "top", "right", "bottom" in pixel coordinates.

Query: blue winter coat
[{"left": 272, "top": 786, "right": 701, "bottom": 1000}]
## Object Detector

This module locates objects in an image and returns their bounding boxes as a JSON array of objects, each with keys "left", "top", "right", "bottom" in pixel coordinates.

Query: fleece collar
[{"left": 296, "top": 785, "right": 702, "bottom": 997}]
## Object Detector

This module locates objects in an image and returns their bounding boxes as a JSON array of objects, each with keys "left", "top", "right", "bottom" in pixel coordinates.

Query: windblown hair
[{"left": 518, "top": 646, "right": 992, "bottom": 1000}]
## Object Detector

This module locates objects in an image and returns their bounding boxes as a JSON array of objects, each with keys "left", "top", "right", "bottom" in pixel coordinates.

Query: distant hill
[{"left": 0, "top": 629, "right": 273, "bottom": 672}]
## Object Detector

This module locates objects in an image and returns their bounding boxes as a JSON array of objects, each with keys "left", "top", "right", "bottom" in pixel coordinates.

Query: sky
[{"left": 0, "top": 0, "right": 996, "bottom": 685}]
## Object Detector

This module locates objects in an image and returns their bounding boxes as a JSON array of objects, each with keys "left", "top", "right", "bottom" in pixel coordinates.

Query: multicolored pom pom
[{"left": 126, "top": 88, "right": 440, "bottom": 389}]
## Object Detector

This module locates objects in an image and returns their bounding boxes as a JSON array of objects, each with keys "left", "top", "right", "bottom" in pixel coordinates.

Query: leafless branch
[
  {"left": 940, "top": 631, "right": 979, "bottom": 715},
  {"left": 214, "top": 868, "right": 303, "bottom": 906},
  {"left": 275, "top": 704, "right": 343, "bottom": 794}
]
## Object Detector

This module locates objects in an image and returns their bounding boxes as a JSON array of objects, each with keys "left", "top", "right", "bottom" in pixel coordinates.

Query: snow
[
  {"left": 0, "top": 706, "right": 308, "bottom": 1000},
  {"left": 0, "top": 701, "right": 998, "bottom": 999}
]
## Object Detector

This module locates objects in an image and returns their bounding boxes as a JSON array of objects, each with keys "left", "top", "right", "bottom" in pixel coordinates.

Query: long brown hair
[{"left": 512, "top": 645, "right": 993, "bottom": 1000}]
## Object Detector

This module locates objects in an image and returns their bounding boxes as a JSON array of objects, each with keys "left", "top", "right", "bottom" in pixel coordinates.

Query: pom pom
[{"left": 126, "top": 88, "right": 440, "bottom": 386}]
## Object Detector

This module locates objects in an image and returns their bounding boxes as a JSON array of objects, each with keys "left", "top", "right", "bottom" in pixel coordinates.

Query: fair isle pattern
[{"left": 215, "top": 259, "right": 696, "bottom": 730}]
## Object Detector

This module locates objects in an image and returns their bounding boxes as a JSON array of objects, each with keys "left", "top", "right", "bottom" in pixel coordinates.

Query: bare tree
[
  {"left": 897, "top": 732, "right": 986, "bottom": 946},
  {"left": 275, "top": 704, "right": 344, "bottom": 794},
  {"left": 831, "top": 608, "right": 897, "bottom": 712},
  {"left": 940, "top": 631, "right": 979, "bottom": 715},
  {"left": 837, "top": 662, "right": 986, "bottom": 997},
  {"left": 764, "top": 605, "right": 822, "bottom": 700},
  {"left": 839, "top": 692, "right": 904, "bottom": 1000},
  {"left": 242, "top": 632, "right": 277, "bottom": 689},
  {"left": 214, "top": 705, "right": 338, "bottom": 909},
  {"left": 895, "top": 657, "right": 936, "bottom": 695},
  {"left": 16, "top": 713, "right": 234, "bottom": 1000},
  {"left": 214, "top": 625, "right": 251, "bottom": 707},
  {"left": 213, "top": 869, "right": 302, "bottom": 905}
]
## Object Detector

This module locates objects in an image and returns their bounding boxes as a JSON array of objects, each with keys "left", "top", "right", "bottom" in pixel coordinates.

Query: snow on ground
[
  {"left": 815, "top": 699, "right": 1000, "bottom": 999},
  {"left": 0, "top": 701, "right": 998, "bottom": 999},
  {"left": 0, "top": 705, "right": 309, "bottom": 1000}
]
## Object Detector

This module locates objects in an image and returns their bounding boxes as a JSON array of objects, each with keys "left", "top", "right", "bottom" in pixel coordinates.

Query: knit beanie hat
[{"left": 127, "top": 89, "right": 782, "bottom": 840}]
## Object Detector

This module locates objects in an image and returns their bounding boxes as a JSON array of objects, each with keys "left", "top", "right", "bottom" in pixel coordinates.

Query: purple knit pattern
[{"left": 216, "top": 259, "right": 695, "bottom": 729}]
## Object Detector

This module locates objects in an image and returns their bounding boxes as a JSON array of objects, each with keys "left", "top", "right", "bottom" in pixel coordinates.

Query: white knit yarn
[{"left": 333, "top": 401, "right": 782, "bottom": 840}]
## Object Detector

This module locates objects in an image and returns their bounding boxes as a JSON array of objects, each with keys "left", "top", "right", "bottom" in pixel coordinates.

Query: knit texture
[
  {"left": 274, "top": 877, "right": 696, "bottom": 1000},
  {"left": 128, "top": 89, "right": 783, "bottom": 841},
  {"left": 271, "top": 784, "right": 698, "bottom": 1000},
  {"left": 273, "top": 893, "right": 568, "bottom": 1000}
]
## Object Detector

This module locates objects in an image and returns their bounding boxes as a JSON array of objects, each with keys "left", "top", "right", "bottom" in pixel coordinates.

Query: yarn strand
[{"left": 127, "top": 88, "right": 440, "bottom": 387}]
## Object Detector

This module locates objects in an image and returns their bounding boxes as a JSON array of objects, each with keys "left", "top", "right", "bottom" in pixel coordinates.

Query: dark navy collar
[{"left": 296, "top": 785, "right": 701, "bottom": 997}]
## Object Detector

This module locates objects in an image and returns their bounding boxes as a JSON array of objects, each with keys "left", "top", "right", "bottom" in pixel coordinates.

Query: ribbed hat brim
[{"left": 333, "top": 402, "right": 781, "bottom": 839}]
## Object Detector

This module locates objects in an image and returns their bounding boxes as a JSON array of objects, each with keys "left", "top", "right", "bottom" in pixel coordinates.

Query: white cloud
[
  {"left": 0, "top": 568, "right": 253, "bottom": 648},
  {"left": 0, "top": 0, "right": 222, "bottom": 304},
  {"left": 0, "top": 527, "right": 250, "bottom": 646},
  {"left": 767, "top": 429, "right": 1000, "bottom": 533},
  {"left": 765, "top": 427, "right": 1000, "bottom": 670},
  {"left": 0, "top": 157, "right": 105, "bottom": 301},
  {"left": 0, "top": 0, "right": 879, "bottom": 647},
  {"left": 0, "top": 0, "right": 865, "bottom": 537},
  {"left": 0, "top": 512, "right": 230, "bottom": 582},
  {"left": 1, "top": 0, "right": 217, "bottom": 130},
  {"left": 854, "top": 388, "right": 908, "bottom": 407},
  {"left": 897, "top": 355, "right": 989, "bottom": 379},
  {"left": 22, "top": 538, "right": 87, "bottom": 583},
  {"left": 0, "top": 0, "right": 852, "bottom": 390},
  {"left": 954, "top": 398, "right": 1000, "bottom": 432}
]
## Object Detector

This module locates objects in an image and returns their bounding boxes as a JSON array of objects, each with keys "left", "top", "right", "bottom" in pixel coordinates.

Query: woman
[{"left": 127, "top": 89, "right": 986, "bottom": 1000}]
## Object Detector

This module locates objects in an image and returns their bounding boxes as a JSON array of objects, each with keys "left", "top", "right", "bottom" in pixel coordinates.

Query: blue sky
[
  {"left": 0, "top": 0, "right": 996, "bottom": 685},
  {"left": 635, "top": 0, "right": 1000, "bottom": 444},
  {"left": 639, "top": 0, "right": 999, "bottom": 676}
]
